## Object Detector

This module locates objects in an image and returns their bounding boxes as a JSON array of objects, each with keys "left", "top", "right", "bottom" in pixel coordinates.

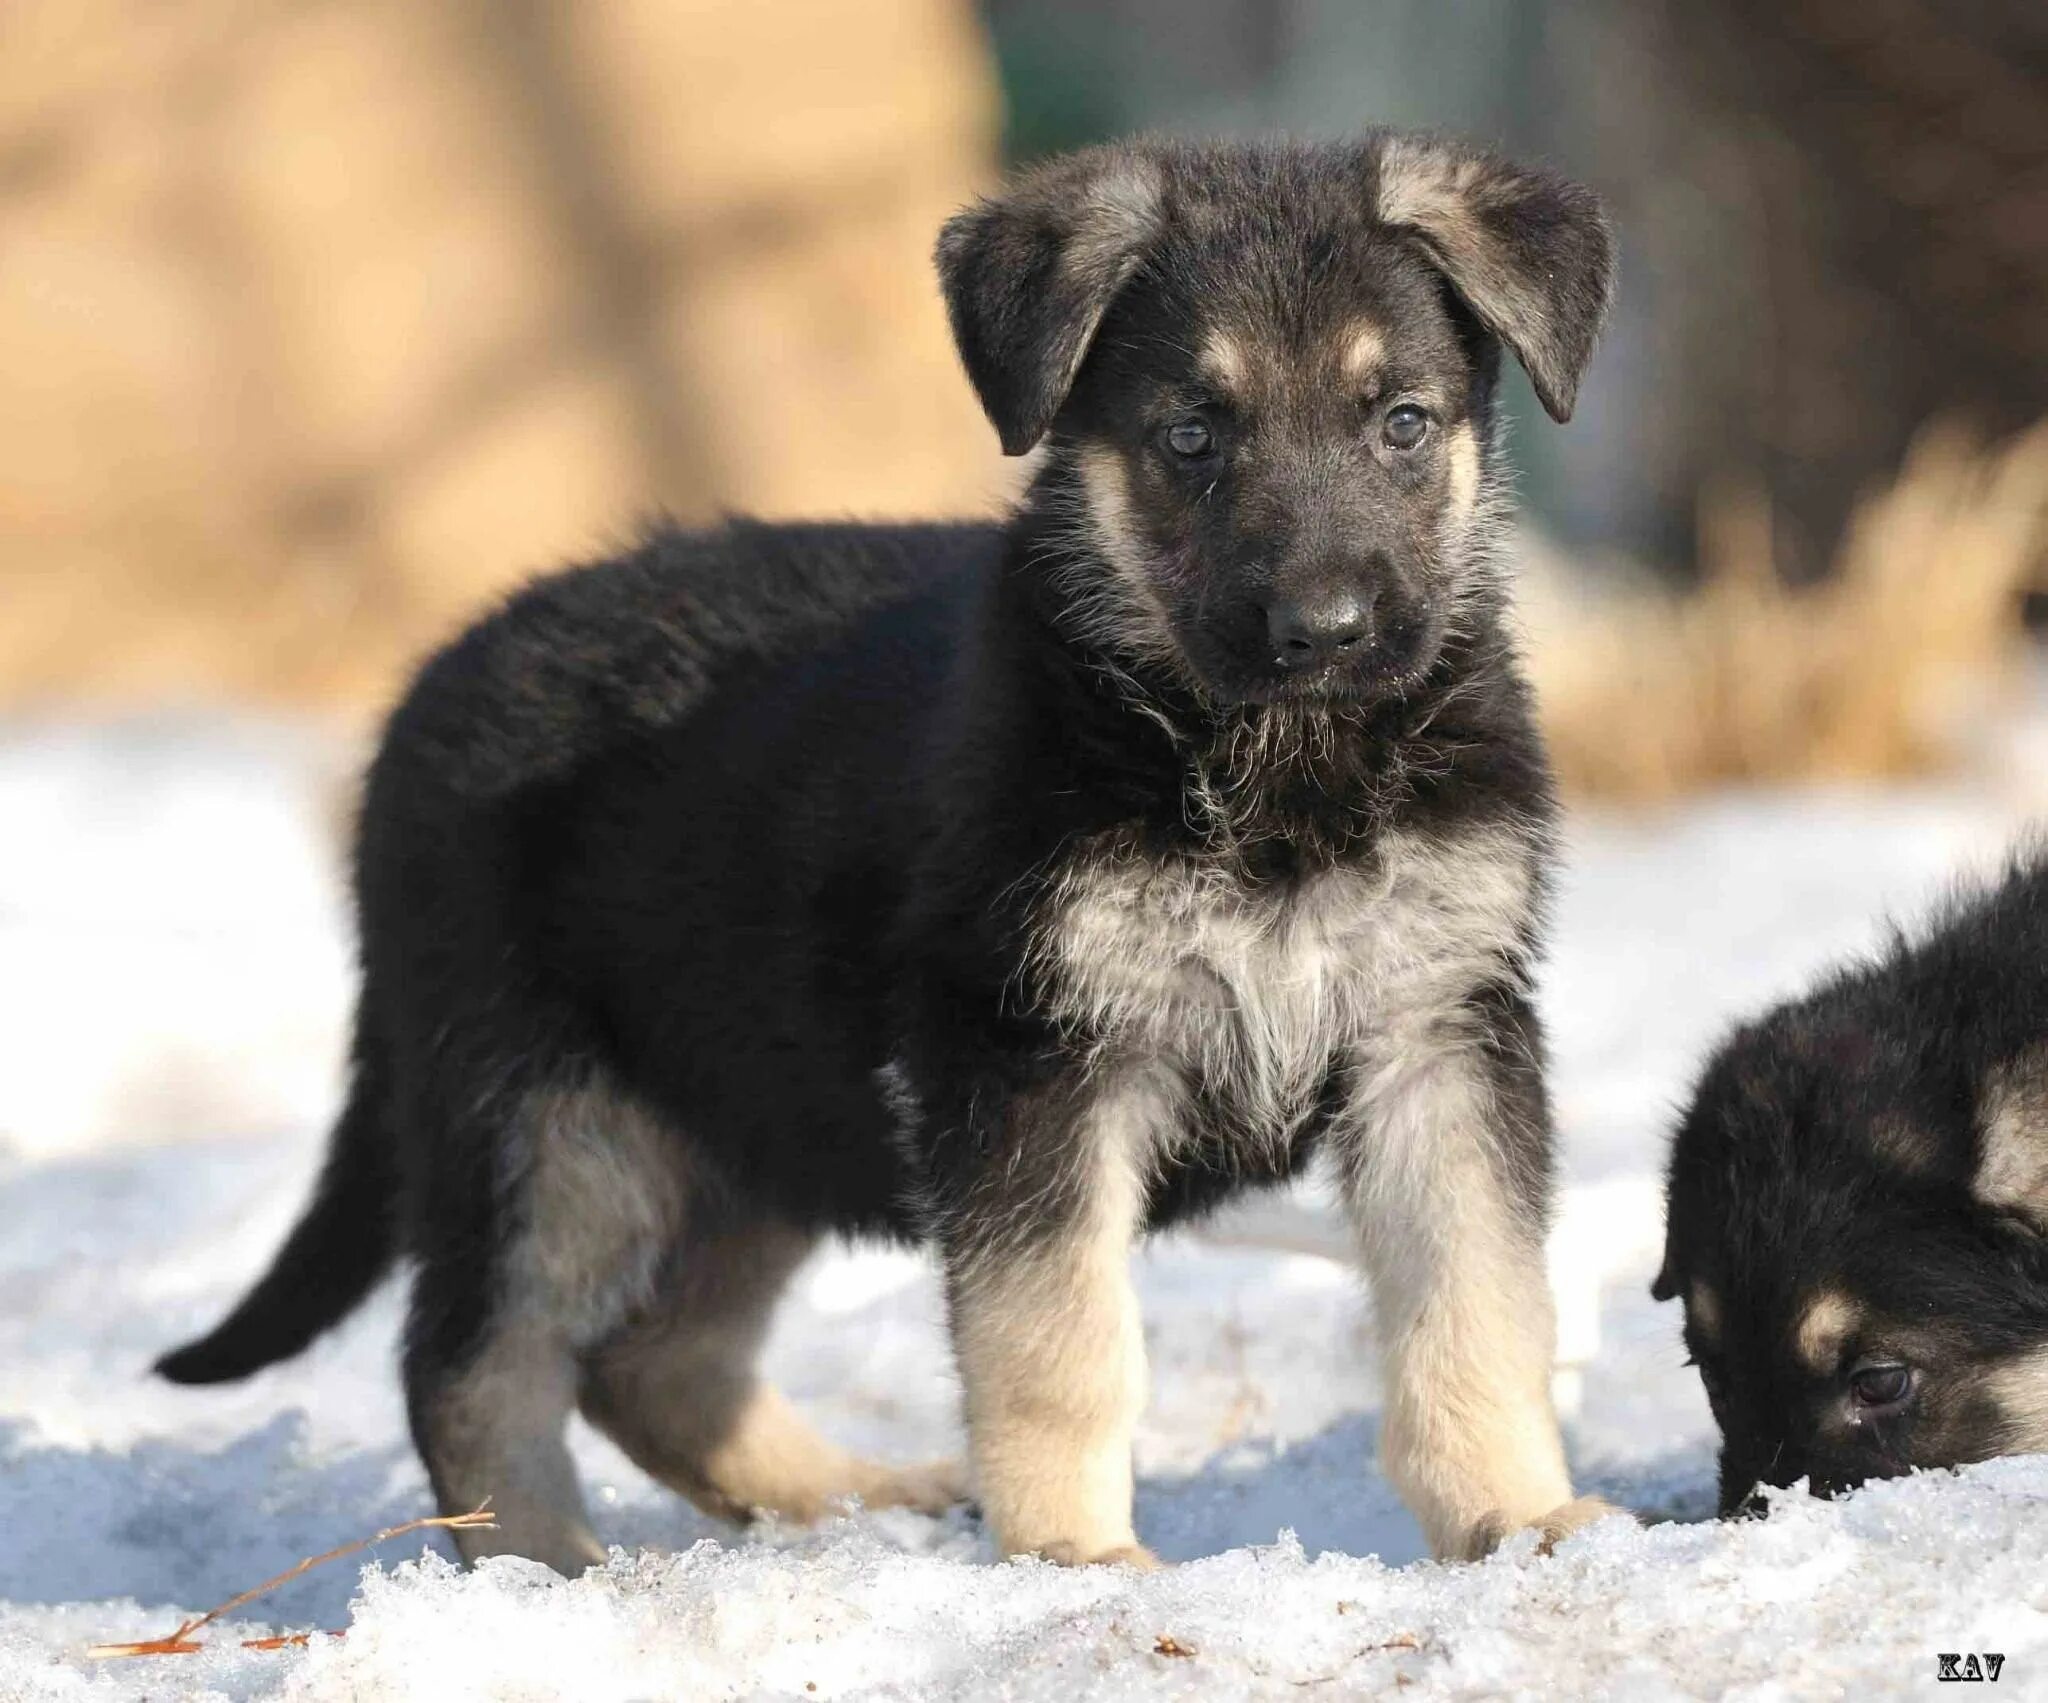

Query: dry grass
[
  {"left": 86, "top": 1505, "right": 495, "bottom": 1660},
  {"left": 1526, "top": 418, "right": 2048, "bottom": 802}
]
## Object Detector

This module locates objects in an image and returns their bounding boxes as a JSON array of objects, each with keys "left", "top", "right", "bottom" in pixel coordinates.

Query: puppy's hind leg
[
  {"left": 407, "top": 1258, "right": 604, "bottom": 1575},
  {"left": 580, "top": 1212, "right": 965, "bottom": 1524},
  {"left": 406, "top": 1079, "right": 687, "bottom": 1575}
]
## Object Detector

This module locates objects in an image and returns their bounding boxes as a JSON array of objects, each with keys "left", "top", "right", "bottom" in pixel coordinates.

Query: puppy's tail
[{"left": 156, "top": 1037, "right": 399, "bottom": 1385}]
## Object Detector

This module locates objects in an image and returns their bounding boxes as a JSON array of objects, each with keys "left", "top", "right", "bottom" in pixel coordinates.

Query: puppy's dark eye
[
  {"left": 1164, "top": 419, "right": 1214, "bottom": 459},
  {"left": 1382, "top": 404, "right": 1430, "bottom": 451},
  {"left": 1847, "top": 1363, "right": 1914, "bottom": 1412}
]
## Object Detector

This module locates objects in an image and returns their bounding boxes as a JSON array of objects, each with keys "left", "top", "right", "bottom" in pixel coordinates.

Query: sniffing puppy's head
[
  {"left": 1656, "top": 1005, "right": 2048, "bottom": 1518},
  {"left": 936, "top": 134, "right": 1614, "bottom": 706}
]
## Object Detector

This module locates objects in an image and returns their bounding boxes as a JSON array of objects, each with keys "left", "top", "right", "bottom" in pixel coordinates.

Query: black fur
[
  {"left": 1657, "top": 851, "right": 2048, "bottom": 1515},
  {"left": 939, "top": 134, "right": 1615, "bottom": 453},
  {"left": 161, "top": 134, "right": 1616, "bottom": 1561}
]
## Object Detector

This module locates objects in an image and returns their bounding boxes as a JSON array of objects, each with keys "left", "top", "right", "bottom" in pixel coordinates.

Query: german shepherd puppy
[
  {"left": 160, "top": 134, "right": 1619, "bottom": 1571},
  {"left": 1658, "top": 851, "right": 2048, "bottom": 1516}
]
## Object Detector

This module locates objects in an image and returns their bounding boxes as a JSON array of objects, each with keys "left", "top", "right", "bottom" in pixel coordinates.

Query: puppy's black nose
[{"left": 1267, "top": 591, "right": 1372, "bottom": 669}]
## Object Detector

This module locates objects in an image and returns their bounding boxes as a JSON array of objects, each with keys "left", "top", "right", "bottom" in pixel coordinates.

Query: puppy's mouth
[{"left": 1188, "top": 628, "right": 1446, "bottom": 710}]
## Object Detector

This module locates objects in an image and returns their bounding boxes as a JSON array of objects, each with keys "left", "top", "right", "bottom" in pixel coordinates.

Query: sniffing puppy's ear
[
  {"left": 1373, "top": 135, "right": 1615, "bottom": 424},
  {"left": 936, "top": 147, "right": 1164, "bottom": 456}
]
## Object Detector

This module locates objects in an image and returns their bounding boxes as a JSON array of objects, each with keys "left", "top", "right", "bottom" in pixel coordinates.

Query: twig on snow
[{"left": 87, "top": 1504, "right": 496, "bottom": 1659}]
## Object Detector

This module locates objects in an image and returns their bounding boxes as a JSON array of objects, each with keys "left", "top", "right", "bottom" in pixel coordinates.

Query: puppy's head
[
  {"left": 936, "top": 135, "right": 1614, "bottom": 706},
  {"left": 1657, "top": 1010, "right": 2048, "bottom": 1517}
]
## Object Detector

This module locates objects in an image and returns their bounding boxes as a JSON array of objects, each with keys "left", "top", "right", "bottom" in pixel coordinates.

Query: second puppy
[{"left": 1659, "top": 850, "right": 2048, "bottom": 1514}]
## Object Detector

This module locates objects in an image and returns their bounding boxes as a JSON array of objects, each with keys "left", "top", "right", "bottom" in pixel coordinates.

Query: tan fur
[
  {"left": 1199, "top": 330, "right": 1253, "bottom": 396},
  {"left": 1040, "top": 824, "right": 1541, "bottom": 1167},
  {"left": 1793, "top": 1288, "right": 1860, "bottom": 1372},
  {"left": 1340, "top": 320, "right": 1387, "bottom": 384},
  {"left": 1038, "top": 822, "right": 1609, "bottom": 1559},
  {"left": 1061, "top": 159, "right": 1164, "bottom": 293},
  {"left": 1375, "top": 141, "right": 1490, "bottom": 237},
  {"left": 1375, "top": 139, "right": 1553, "bottom": 373},
  {"left": 1336, "top": 1034, "right": 1581, "bottom": 1559},
  {"left": 1438, "top": 420, "right": 1489, "bottom": 566},
  {"left": 1689, "top": 1280, "right": 1723, "bottom": 1345},
  {"left": 1074, "top": 443, "right": 1179, "bottom": 661},
  {"left": 1445, "top": 422, "right": 1481, "bottom": 521},
  {"left": 582, "top": 1219, "right": 962, "bottom": 1525},
  {"left": 948, "top": 1071, "right": 1166, "bottom": 1565},
  {"left": 1985, "top": 1344, "right": 2048, "bottom": 1451},
  {"left": 1976, "top": 1048, "right": 2048, "bottom": 1229}
]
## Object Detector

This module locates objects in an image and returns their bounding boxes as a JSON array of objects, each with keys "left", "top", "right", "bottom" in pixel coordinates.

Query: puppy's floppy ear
[
  {"left": 936, "top": 147, "right": 1164, "bottom": 456},
  {"left": 1372, "top": 134, "right": 1615, "bottom": 424}
]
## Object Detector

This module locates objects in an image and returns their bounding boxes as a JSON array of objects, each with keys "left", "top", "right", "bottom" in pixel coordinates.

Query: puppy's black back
[
  {"left": 354, "top": 522, "right": 998, "bottom": 1237},
  {"left": 1671, "top": 855, "right": 2048, "bottom": 1227}
]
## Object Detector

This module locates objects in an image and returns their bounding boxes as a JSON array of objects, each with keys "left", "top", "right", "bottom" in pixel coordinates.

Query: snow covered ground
[{"left": 5, "top": 714, "right": 2048, "bottom": 1700}]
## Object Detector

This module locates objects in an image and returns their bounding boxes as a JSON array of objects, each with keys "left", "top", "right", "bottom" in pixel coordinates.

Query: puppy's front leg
[
  {"left": 940, "top": 1075, "right": 1158, "bottom": 1568},
  {"left": 1338, "top": 1001, "right": 1614, "bottom": 1560}
]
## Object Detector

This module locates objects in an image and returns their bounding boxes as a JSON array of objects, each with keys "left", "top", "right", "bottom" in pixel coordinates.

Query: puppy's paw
[
  {"left": 865, "top": 1456, "right": 972, "bottom": 1516},
  {"left": 1458, "top": 1495, "right": 1631, "bottom": 1561},
  {"left": 1031, "top": 1540, "right": 1162, "bottom": 1570},
  {"left": 1536, "top": 1494, "right": 1631, "bottom": 1551}
]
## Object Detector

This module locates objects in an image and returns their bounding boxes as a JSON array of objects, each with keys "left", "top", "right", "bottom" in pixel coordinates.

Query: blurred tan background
[
  {"left": 3, "top": 0, "right": 1005, "bottom": 709},
  {"left": 3, "top": 0, "right": 2045, "bottom": 796}
]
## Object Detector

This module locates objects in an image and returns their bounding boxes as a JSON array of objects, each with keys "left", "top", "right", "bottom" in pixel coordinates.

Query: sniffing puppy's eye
[
  {"left": 1164, "top": 419, "right": 1215, "bottom": 459},
  {"left": 1382, "top": 404, "right": 1431, "bottom": 451},
  {"left": 1847, "top": 1362, "right": 1914, "bottom": 1412}
]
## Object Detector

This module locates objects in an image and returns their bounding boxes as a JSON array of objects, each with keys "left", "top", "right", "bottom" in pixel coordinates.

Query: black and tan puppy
[
  {"left": 1659, "top": 850, "right": 2048, "bottom": 1516},
  {"left": 160, "top": 134, "right": 1619, "bottom": 1571}
]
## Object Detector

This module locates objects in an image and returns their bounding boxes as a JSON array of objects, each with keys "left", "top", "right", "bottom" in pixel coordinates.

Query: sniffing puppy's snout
[{"left": 1266, "top": 586, "right": 1376, "bottom": 670}]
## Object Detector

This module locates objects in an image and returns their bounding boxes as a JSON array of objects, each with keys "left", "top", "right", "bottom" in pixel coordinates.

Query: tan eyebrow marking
[
  {"left": 1340, "top": 320, "right": 1387, "bottom": 383},
  {"left": 1793, "top": 1287, "right": 1860, "bottom": 1372},
  {"left": 1197, "top": 330, "right": 1252, "bottom": 394}
]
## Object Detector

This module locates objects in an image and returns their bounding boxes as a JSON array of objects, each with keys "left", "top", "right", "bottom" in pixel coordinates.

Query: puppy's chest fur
[{"left": 1035, "top": 823, "right": 1538, "bottom": 1151}]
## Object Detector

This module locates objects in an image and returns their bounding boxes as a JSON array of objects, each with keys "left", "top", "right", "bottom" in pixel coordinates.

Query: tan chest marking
[{"left": 1037, "top": 825, "right": 1537, "bottom": 1145}]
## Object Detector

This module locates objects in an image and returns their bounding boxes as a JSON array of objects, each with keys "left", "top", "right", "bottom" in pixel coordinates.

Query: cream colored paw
[
  {"left": 1531, "top": 1494, "right": 1630, "bottom": 1553},
  {"left": 863, "top": 1456, "right": 972, "bottom": 1516},
  {"left": 1460, "top": 1494, "right": 1631, "bottom": 1561},
  {"left": 1031, "top": 1540, "right": 1162, "bottom": 1570}
]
